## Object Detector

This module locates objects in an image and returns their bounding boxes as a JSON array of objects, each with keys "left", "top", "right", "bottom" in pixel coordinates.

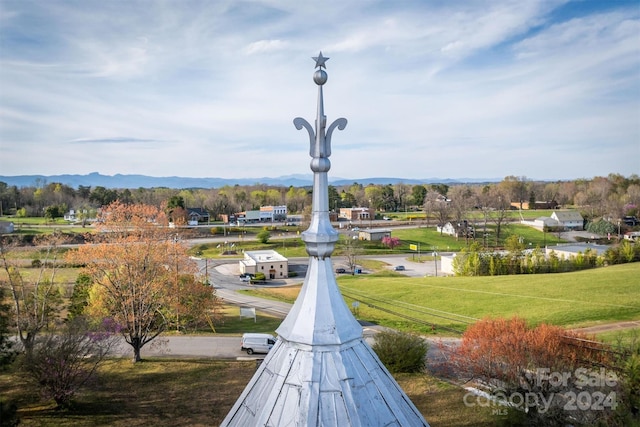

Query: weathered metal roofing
[
  {"left": 222, "top": 338, "right": 427, "bottom": 426},
  {"left": 551, "top": 210, "right": 584, "bottom": 221},
  {"left": 221, "top": 52, "right": 429, "bottom": 427}
]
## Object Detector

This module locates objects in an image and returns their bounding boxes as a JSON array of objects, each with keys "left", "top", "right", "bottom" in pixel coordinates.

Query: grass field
[
  {"left": 0, "top": 358, "right": 498, "bottom": 426},
  {"left": 210, "top": 304, "right": 282, "bottom": 335},
  {"left": 391, "top": 223, "right": 566, "bottom": 253},
  {"left": 241, "top": 263, "right": 640, "bottom": 335}
]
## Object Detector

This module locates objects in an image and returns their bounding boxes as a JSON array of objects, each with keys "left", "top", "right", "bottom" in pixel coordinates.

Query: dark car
[
  {"left": 394, "top": 265, "right": 405, "bottom": 271},
  {"left": 335, "top": 268, "right": 346, "bottom": 274}
]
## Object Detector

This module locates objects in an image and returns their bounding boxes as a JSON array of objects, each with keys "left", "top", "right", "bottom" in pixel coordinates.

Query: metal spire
[{"left": 221, "top": 53, "right": 429, "bottom": 427}]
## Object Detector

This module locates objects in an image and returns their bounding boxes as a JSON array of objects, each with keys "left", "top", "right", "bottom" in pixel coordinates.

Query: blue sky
[{"left": 1, "top": 0, "right": 638, "bottom": 181}]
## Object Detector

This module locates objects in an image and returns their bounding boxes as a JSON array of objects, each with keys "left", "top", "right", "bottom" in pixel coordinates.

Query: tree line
[
  {"left": 453, "top": 238, "right": 640, "bottom": 277},
  {"left": 1, "top": 174, "right": 638, "bottom": 225}
]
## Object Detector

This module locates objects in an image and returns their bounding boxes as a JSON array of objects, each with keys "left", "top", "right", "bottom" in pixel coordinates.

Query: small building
[
  {"left": 285, "top": 215, "right": 303, "bottom": 226},
  {"left": 551, "top": 211, "right": 584, "bottom": 230},
  {"left": 237, "top": 210, "right": 261, "bottom": 223},
  {"left": 339, "top": 207, "right": 373, "bottom": 221},
  {"left": 545, "top": 243, "right": 609, "bottom": 258},
  {"left": 64, "top": 208, "right": 91, "bottom": 222},
  {"left": 440, "top": 253, "right": 456, "bottom": 275},
  {"left": 358, "top": 228, "right": 391, "bottom": 241},
  {"left": 64, "top": 209, "right": 77, "bottom": 221},
  {"left": 624, "top": 231, "right": 640, "bottom": 242},
  {"left": 219, "top": 213, "right": 237, "bottom": 224},
  {"left": 239, "top": 250, "right": 288, "bottom": 280},
  {"left": 436, "top": 221, "right": 474, "bottom": 238},
  {"left": 520, "top": 216, "right": 561, "bottom": 231},
  {"left": 187, "top": 208, "right": 210, "bottom": 224},
  {"left": 0, "top": 221, "right": 14, "bottom": 234}
]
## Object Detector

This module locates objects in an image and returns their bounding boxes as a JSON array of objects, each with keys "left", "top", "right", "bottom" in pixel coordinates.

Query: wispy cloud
[
  {"left": 70, "top": 137, "right": 161, "bottom": 145},
  {"left": 0, "top": 0, "right": 637, "bottom": 180}
]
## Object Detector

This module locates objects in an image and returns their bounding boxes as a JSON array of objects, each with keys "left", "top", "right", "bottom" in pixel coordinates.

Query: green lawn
[
  {"left": 211, "top": 304, "right": 282, "bottom": 335},
  {"left": 338, "top": 263, "right": 640, "bottom": 334},
  {"left": 391, "top": 223, "right": 567, "bottom": 253}
]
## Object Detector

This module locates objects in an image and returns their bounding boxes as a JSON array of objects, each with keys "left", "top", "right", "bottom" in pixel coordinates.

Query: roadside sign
[{"left": 409, "top": 244, "right": 418, "bottom": 251}]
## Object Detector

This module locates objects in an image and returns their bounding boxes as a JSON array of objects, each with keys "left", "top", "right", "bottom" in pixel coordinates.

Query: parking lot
[{"left": 368, "top": 255, "right": 442, "bottom": 277}]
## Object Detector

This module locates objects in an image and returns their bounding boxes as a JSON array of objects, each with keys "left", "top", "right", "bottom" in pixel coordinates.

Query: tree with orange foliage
[
  {"left": 453, "top": 317, "right": 617, "bottom": 425},
  {"left": 69, "top": 201, "right": 219, "bottom": 362}
]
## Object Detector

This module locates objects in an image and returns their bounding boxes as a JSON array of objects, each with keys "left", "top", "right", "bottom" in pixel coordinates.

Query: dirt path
[{"left": 570, "top": 320, "right": 640, "bottom": 334}]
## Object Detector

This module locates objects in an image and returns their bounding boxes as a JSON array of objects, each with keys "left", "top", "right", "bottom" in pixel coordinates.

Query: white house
[
  {"left": 551, "top": 211, "right": 584, "bottom": 230},
  {"left": 436, "top": 221, "right": 474, "bottom": 238},
  {"left": 436, "top": 222, "right": 455, "bottom": 236},
  {"left": 64, "top": 209, "right": 77, "bottom": 221},
  {"left": 520, "top": 216, "right": 561, "bottom": 231},
  {"left": 239, "top": 250, "right": 288, "bottom": 280}
]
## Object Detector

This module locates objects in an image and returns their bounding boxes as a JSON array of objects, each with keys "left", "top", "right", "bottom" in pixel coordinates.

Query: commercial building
[
  {"left": 238, "top": 250, "right": 288, "bottom": 280},
  {"left": 339, "top": 207, "right": 373, "bottom": 221}
]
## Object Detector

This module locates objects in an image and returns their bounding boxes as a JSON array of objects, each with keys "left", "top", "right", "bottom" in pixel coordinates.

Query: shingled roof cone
[{"left": 221, "top": 52, "right": 429, "bottom": 427}]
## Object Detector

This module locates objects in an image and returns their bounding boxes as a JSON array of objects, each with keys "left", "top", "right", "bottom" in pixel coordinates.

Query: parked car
[
  {"left": 394, "top": 265, "right": 405, "bottom": 271},
  {"left": 335, "top": 268, "right": 346, "bottom": 274},
  {"left": 240, "top": 275, "right": 250, "bottom": 282},
  {"left": 241, "top": 333, "right": 276, "bottom": 355}
]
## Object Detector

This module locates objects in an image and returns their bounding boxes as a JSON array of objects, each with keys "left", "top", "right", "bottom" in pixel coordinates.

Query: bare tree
[
  {"left": 0, "top": 235, "right": 64, "bottom": 356},
  {"left": 476, "top": 186, "right": 511, "bottom": 247},
  {"left": 486, "top": 187, "right": 511, "bottom": 246},
  {"left": 24, "top": 317, "right": 119, "bottom": 409},
  {"left": 424, "top": 190, "right": 451, "bottom": 233},
  {"left": 340, "top": 234, "right": 363, "bottom": 275},
  {"left": 448, "top": 185, "right": 476, "bottom": 243}
]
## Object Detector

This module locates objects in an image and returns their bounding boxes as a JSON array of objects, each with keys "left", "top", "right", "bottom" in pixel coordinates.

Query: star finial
[{"left": 312, "top": 51, "right": 329, "bottom": 69}]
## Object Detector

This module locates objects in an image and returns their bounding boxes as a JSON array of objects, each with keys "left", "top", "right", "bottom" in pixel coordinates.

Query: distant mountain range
[{"left": 0, "top": 172, "right": 499, "bottom": 189}]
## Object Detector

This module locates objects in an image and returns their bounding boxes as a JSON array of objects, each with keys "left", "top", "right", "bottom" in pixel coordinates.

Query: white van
[{"left": 241, "top": 333, "right": 276, "bottom": 355}]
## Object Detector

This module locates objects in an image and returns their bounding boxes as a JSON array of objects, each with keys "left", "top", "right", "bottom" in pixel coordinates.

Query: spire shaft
[{"left": 221, "top": 52, "right": 429, "bottom": 427}]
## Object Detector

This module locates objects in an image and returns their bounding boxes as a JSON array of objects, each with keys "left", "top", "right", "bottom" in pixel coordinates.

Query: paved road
[
  {"left": 115, "top": 335, "right": 248, "bottom": 360},
  {"left": 118, "top": 332, "right": 452, "bottom": 365}
]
